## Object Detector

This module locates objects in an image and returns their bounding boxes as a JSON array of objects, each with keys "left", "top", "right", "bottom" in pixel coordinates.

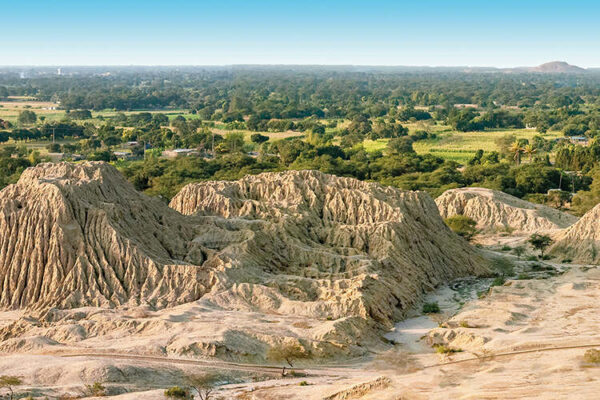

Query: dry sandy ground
[
  {"left": 222, "top": 265, "right": 600, "bottom": 399},
  {"left": 3, "top": 262, "right": 600, "bottom": 399}
]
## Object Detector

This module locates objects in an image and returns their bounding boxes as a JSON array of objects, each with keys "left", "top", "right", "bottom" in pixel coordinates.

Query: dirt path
[
  {"left": 422, "top": 342, "right": 600, "bottom": 369},
  {"left": 50, "top": 341, "right": 600, "bottom": 376},
  {"left": 51, "top": 351, "right": 362, "bottom": 377}
]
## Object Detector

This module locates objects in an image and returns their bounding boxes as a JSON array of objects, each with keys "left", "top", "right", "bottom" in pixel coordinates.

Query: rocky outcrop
[
  {"left": 550, "top": 202, "right": 600, "bottom": 263},
  {"left": 170, "top": 170, "right": 489, "bottom": 326},
  {"left": 435, "top": 187, "right": 576, "bottom": 233},
  {"left": 0, "top": 162, "right": 209, "bottom": 309}
]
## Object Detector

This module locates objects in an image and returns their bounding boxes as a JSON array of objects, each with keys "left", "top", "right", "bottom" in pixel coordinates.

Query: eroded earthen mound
[
  {"left": 0, "top": 164, "right": 487, "bottom": 331},
  {"left": 435, "top": 187, "right": 577, "bottom": 233},
  {"left": 170, "top": 170, "right": 489, "bottom": 326},
  {"left": 0, "top": 162, "right": 208, "bottom": 309},
  {"left": 550, "top": 202, "right": 600, "bottom": 263}
]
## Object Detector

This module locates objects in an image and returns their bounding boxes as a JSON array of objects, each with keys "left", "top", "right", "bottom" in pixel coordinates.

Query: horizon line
[{"left": 0, "top": 61, "right": 598, "bottom": 69}]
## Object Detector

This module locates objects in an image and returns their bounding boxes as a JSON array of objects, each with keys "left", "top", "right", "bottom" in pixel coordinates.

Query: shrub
[
  {"left": 584, "top": 349, "right": 600, "bottom": 364},
  {"left": 164, "top": 386, "right": 189, "bottom": 399},
  {"left": 84, "top": 382, "right": 106, "bottom": 397},
  {"left": 512, "top": 245, "right": 526, "bottom": 259},
  {"left": 562, "top": 258, "right": 573, "bottom": 264},
  {"left": 299, "top": 381, "right": 309, "bottom": 386},
  {"left": 526, "top": 255, "right": 538, "bottom": 261},
  {"left": 500, "top": 245, "right": 512, "bottom": 252},
  {"left": 490, "top": 257, "right": 515, "bottom": 277},
  {"left": 434, "top": 344, "right": 463, "bottom": 354},
  {"left": 444, "top": 215, "right": 478, "bottom": 241},
  {"left": 459, "top": 320, "right": 474, "bottom": 328},
  {"left": 490, "top": 276, "right": 505, "bottom": 287},
  {"left": 422, "top": 302, "right": 440, "bottom": 314}
]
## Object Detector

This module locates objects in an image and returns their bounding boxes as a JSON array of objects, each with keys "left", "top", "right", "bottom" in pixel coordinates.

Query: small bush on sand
[
  {"left": 84, "top": 382, "right": 106, "bottom": 397},
  {"left": 584, "top": 349, "right": 600, "bottom": 364},
  {"left": 490, "top": 276, "right": 505, "bottom": 287},
  {"left": 434, "top": 344, "right": 463, "bottom": 354},
  {"left": 422, "top": 302, "right": 440, "bottom": 314},
  {"left": 459, "top": 320, "right": 474, "bottom": 328},
  {"left": 164, "top": 386, "right": 189, "bottom": 399}
]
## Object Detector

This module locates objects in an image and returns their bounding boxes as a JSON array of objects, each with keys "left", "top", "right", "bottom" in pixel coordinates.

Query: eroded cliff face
[
  {"left": 0, "top": 162, "right": 209, "bottom": 309},
  {"left": 550, "top": 203, "right": 600, "bottom": 263},
  {"left": 435, "top": 187, "right": 577, "bottom": 233},
  {"left": 170, "top": 170, "right": 489, "bottom": 326}
]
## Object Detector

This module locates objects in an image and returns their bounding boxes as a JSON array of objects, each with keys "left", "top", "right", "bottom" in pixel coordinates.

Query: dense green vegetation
[{"left": 2, "top": 67, "right": 600, "bottom": 214}]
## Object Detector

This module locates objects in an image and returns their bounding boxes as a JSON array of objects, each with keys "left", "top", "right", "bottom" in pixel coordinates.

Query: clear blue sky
[{"left": 2, "top": 0, "right": 599, "bottom": 67}]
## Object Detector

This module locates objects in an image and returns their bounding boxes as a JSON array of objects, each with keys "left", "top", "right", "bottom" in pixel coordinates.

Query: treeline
[
  {"left": 119, "top": 134, "right": 587, "bottom": 200},
  {"left": 2, "top": 68, "right": 600, "bottom": 116}
]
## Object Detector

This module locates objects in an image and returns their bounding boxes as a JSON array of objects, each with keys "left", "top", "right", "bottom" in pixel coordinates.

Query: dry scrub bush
[{"left": 584, "top": 349, "right": 600, "bottom": 364}]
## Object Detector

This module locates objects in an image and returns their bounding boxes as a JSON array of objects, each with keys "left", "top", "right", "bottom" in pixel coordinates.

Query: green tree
[
  {"left": 17, "top": 110, "right": 37, "bottom": 126},
  {"left": 509, "top": 141, "right": 524, "bottom": 165},
  {"left": 387, "top": 137, "right": 414, "bottom": 154},
  {"left": 444, "top": 215, "right": 478, "bottom": 241},
  {"left": 223, "top": 132, "right": 245, "bottom": 153},
  {"left": 250, "top": 133, "right": 269, "bottom": 144},
  {"left": 528, "top": 233, "right": 553, "bottom": 257},
  {"left": 523, "top": 144, "right": 537, "bottom": 162}
]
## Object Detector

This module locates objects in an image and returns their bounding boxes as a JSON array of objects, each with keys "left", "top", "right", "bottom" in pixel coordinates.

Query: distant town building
[
  {"left": 113, "top": 151, "right": 134, "bottom": 160},
  {"left": 162, "top": 148, "right": 200, "bottom": 159},
  {"left": 568, "top": 136, "right": 590, "bottom": 146}
]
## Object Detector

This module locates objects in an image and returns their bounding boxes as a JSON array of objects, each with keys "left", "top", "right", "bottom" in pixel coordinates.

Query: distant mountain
[
  {"left": 501, "top": 61, "right": 587, "bottom": 74},
  {"left": 529, "top": 61, "right": 587, "bottom": 73}
]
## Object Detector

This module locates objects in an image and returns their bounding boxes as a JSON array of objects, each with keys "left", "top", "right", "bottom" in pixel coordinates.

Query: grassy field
[
  {"left": 412, "top": 128, "right": 562, "bottom": 163},
  {"left": 363, "top": 125, "right": 563, "bottom": 164},
  {"left": 1, "top": 102, "right": 565, "bottom": 164},
  {"left": 0, "top": 98, "right": 65, "bottom": 123},
  {"left": 0, "top": 98, "right": 200, "bottom": 125}
]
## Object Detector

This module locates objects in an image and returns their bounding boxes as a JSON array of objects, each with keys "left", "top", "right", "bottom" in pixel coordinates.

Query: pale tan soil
[
  {"left": 1, "top": 165, "right": 599, "bottom": 398},
  {"left": 551, "top": 201, "right": 600, "bottom": 263},
  {"left": 436, "top": 187, "right": 577, "bottom": 233},
  {"left": 0, "top": 163, "right": 489, "bottom": 398}
]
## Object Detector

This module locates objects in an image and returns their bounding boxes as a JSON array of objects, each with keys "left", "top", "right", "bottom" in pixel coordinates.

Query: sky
[{"left": 1, "top": 0, "right": 599, "bottom": 67}]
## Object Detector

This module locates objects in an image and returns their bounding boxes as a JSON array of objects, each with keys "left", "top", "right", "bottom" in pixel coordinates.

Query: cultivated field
[{"left": 364, "top": 124, "right": 563, "bottom": 164}]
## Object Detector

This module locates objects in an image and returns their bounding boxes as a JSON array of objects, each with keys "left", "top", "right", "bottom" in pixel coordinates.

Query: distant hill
[{"left": 528, "top": 61, "right": 587, "bottom": 73}]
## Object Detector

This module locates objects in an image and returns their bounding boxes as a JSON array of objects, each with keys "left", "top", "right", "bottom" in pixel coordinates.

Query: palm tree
[
  {"left": 509, "top": 141, "right": 524, "bottom": 165},
  {"left": 523, "top": 144, "right": 537, "bottom": 162}
]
